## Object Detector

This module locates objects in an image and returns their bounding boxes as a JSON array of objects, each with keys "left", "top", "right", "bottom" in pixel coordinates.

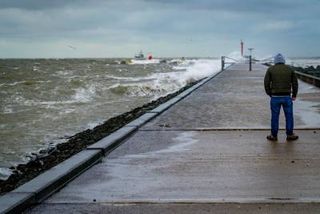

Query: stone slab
[
  {"left": 87, "top": 126, "right": 137, "bottom": 154},
  {"left": 125, "top": 113, "right": 158, "bottom": 127},
  {"left": 148, "top": 97, "right": 181, "bottom": 113},
  {"left": 0, "top": 192, "right": 34, "bottom": 214},
  {"left": 12, "top": 150, "right": 102, "bottom": 202},
  {"left": 175, "top": 87, "right": 196, "bottom": 99}
]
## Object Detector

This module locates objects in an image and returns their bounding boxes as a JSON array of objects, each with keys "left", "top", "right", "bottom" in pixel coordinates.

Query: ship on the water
[{"left": 134, "top": 50, "right": 145, "bottom": 60}]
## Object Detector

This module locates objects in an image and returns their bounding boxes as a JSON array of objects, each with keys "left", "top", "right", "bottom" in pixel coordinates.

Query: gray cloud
[
  {"left": 0, "top": 0, "right": 319, "bottom": 57},
  {"left": 145, "top": 0, "right": 307, "bottom": 12},
  {"left": 0, "top": 0, "right": 95, "bottom": 10}
]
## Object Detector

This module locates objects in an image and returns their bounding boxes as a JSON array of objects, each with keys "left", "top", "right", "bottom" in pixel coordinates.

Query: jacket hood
[{"left": 274, "top": 53, "right": 285, "bottom": 64}]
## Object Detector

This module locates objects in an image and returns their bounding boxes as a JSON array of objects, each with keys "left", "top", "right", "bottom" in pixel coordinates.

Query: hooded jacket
[{"left": 264, "top": 54, "right": 298, "bottom": 97}]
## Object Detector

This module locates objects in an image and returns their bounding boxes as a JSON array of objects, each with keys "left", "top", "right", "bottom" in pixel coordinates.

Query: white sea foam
[
  {"left": 86, "top": 121, "right": 103, "bottom": 129},
  {"left": 32, "top": 65, "right": 39, "bottom": 71},
  {"left": 151, "top": 59, "right": 221, "bottom": 87},
  {"left": 53, "top": 70, "right": 77, "bottom": 77},
  {"left": 130, "top": 59, "right": 160, "bottom": 64},
  {"left": 0, "top": 81, "right": 26, "bottom": 87},
  {"left": 72, "top": 85, "right": 96, "bottom": 103},
  {"left": 17, "top": 85, "right": 97, "bottom": 108},
  {"left": 109, "top": 59, "right": 221, "bottom": 98},
  {"left": 105, "top": 75, "right": 156, "bottom": 82},
  {"left": 7, "top": 81, "right": 26, "bottom": 86},
  {"left": 3, "top": 106, "right": 14, "bottom": 114},
  {"left": 0, "top": 124, "right": 7, "bottom": 129},
  {"left": 177, "top": 59, "right": 221, "bottom": 82},
  {"left": 226, "top": 51, "right": 246, "bottom": 63},
  {"left": 0, "top": 167, "right": 12, "bottom": 180},
  {"left": 58, "top": 108, "right": 75, "bottom": 115}
]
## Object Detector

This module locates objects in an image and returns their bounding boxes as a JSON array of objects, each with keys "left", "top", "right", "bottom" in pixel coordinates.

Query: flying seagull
[{"left": 67, "top": 45, "right": 77, "bottom": 50}]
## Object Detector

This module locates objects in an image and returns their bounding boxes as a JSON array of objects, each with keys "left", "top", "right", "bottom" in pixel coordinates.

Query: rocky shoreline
[
  {"left": 290, "top": 65, "right": 320, "bottom": 78},
  {"left": 0, "top": 80, "right": 201, "bottom": 195}
]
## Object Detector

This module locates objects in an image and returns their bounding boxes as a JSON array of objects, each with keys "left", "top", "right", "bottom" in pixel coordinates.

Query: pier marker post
[
  {"left": 221, "top": 56, "right": 225, "bottom": 71},
  {"left": 248, "top": 48, "right": 254, "bottom": 71}
]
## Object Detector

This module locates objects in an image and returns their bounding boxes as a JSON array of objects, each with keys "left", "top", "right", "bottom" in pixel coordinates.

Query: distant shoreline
[
  {"left": 1, "top": 56, "right": 320, "bottom": 61},
  {"left": 0, "top": 57, "right": 221, "bottom": 60}
]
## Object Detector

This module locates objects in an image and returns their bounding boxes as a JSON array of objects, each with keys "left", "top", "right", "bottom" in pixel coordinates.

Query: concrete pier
[{"left": 25, "top": 63, "right": 320, "bottom": 213}]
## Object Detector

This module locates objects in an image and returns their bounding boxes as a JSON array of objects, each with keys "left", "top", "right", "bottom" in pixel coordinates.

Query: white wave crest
[
  {"left": 109, "top": 59, "right": 221, "bottom": 99},
  {"left": 0, "top": 167, "right": 12, "bottom": 180},
  {"left": 72, "top": 85, "right": 96, "bottom": 103},
  {"left": 226, "top": 51, "right": 247, "bottom": 63},
  {"left": 130, "top": 59, "right": 160, "bottom": 64},
  {"left": 105, "top": 75, "right": 156, "bottom": 82}
]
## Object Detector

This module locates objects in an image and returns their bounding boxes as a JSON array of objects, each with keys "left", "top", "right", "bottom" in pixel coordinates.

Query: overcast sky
[{"left": 0, "top": 0, "right": 319, "bottom": 58}]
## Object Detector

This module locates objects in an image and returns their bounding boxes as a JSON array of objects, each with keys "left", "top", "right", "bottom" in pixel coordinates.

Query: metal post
[
  {"left": 248, "top": 48, "right": 254, "bottom": 71},
  {"left": 221, "top": 56, "right": 225, "bottom": 71},
  {"left": 241, "top": 40, "right": 244, "bottom": 57}
]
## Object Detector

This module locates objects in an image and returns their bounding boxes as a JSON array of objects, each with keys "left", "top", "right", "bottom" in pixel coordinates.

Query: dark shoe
[
  {"left": 267, "top": 135, "right": 278, "bottom": 141},
  {"left": 287, "top": 133, "right": 299, "bottom": 141}
]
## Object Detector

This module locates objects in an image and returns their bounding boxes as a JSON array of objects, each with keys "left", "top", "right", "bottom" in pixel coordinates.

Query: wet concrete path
[{"left": 27, "top": 64, "right": 320, "bottom": 213}]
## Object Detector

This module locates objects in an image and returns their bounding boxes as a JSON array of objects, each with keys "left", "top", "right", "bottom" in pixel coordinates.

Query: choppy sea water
[{"left": 0, "top": 58, "right": 221, "bottom": 179}]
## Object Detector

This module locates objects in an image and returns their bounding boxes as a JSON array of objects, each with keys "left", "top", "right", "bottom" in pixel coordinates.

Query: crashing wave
[{"left": 109, "top": 59, "right": 221, "bottom": 99}]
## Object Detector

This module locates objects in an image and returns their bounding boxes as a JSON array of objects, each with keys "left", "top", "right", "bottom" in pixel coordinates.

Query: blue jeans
[{"left": 270, "top": 96, "right": 294, "bottom": 137}]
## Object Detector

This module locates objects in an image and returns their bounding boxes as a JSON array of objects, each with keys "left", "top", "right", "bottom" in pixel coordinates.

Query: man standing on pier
[{"left": 264, "top": 53, "right": 299, "bottom": 141}]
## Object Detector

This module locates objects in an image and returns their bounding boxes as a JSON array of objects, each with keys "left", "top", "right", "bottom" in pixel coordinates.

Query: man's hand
[{"left": 292, "top": 96, "right": 296, "bottom": 101}]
